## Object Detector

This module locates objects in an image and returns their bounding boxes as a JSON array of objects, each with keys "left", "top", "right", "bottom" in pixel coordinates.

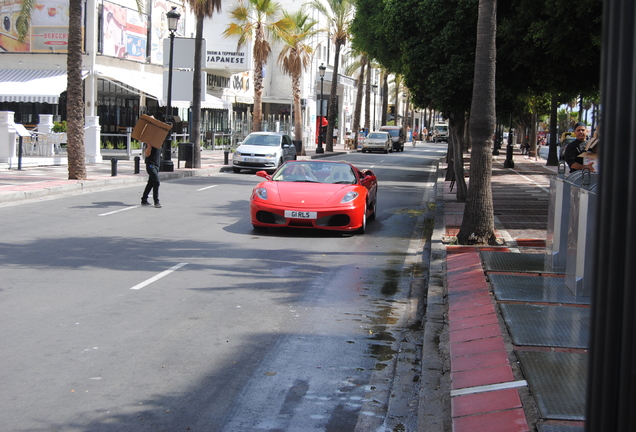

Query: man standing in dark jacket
[
  {"left": 141, "top": 143, "right": 162, "bottom": 208},
  {"left": 563, "top": 122, "right": 596, "bottom": 173}
]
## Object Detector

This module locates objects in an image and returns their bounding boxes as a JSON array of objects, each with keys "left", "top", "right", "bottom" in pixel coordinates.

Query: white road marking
[
  {"left": 130, "top": 263, "right": 188, "bottom": 290},
  {"left": 98, "top": 206, "right": 138, "bottom": 216},
  {"left": 450, "top": 380, "right": 528, "bottom": 397},
  {"left": 197, "top": 185, "right": 219, "bottom": 191}
]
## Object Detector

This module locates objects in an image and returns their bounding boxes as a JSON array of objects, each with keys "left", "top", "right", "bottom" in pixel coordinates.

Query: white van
[{"left": 433, "top": 123, "right": 449, "bottom": 142}]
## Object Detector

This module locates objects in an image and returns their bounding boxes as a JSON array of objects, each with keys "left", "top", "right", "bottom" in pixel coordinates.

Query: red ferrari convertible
[{"left": 250, "top": 160, "right": 378, "bottom": 234}]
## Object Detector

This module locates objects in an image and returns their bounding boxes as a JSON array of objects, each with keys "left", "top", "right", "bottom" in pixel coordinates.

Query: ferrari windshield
[
  {"left": 242, "top": 134, "right": 282, "bottom": 147},
  {"left": 273, "top": 161, "right": 356, "bottom": 184}
]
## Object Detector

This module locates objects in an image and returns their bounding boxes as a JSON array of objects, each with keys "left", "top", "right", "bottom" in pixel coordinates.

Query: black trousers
[{"left": 142, "top": 164, "right": 160, "bottom": 203}]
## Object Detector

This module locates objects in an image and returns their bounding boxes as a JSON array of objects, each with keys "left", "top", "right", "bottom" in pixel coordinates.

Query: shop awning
[
  {"left": 94, "top": 65, "right": 230, "bottom": 110},
  {"left": 94, "top": 65, "right": 163, "bottom": 101},
  {"left": 172, "top": 94, "right": 232, "bottom": 110},
  {"left": 0, "top": 69, "right": 69, "bottom": 104}
]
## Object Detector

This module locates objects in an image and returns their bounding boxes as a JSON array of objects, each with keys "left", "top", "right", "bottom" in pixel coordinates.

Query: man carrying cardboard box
[{"left": 141, "top": 143, "right": 162, "bottom": 208}]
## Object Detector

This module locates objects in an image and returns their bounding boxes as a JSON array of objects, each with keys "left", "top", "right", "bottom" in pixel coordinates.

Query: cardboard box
[{"left": 131, "top": 115, "right": 172, "bottom": 148}]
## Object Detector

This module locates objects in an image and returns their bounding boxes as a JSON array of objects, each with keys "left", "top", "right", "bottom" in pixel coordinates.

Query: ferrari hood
[{"left": 272, "top": 182, "right": 351, "bottom": 205}]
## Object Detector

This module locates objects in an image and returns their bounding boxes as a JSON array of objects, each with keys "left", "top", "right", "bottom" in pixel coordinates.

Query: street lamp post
[
  {"left": 160, "top": 6, "right": 180, "bottom": 172},
  {"left": 317, "top": 63, "right": 326, "bottom": 154},
  {"left": 372, "top": 84, "right": 378, "bottom": 131},
  {"left": 504, "top": 128, "right": 515, "bottom": 168}
]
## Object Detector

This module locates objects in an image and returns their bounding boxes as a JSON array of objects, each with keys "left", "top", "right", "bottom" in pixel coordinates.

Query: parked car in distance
[
  {"left": 433, "top": 123, "right": 449, "bottom": 142},
  {"left": 379, "top": 125, "right": 405, "bottom": 152},
  {"left": 232, "top": 132, "right": 297, "bottom": 173},
  {"left": 250, "top": 160, "right": 378, "bottom": 234},
  {"left": 361, "top": 131, "right": 392, "bottom": 153}
]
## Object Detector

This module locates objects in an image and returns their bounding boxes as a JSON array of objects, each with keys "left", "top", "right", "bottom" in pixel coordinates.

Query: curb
[
  {"left": 0, "top": 165, "right": 226, "bottom": 204},
  {"left": 417, "top": 161, "right": 452, "bottom": 432}
]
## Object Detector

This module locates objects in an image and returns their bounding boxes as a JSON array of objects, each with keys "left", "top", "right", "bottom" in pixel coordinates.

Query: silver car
[
  {"left": 361, "top": 131, "right": 392, "bottom": 153},
  {"left": 232, "top": 132, "right": 297, "bottom": 173}
]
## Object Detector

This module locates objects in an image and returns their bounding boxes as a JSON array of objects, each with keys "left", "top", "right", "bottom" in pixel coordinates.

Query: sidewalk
[
  {"left": 435, "top": 149, "right": 588, "bottom": 432},
  {"left": 0, "top": 144, "right": 352, "bottom": 204}
]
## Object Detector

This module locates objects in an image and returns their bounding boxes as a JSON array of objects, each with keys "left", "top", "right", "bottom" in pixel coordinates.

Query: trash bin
[
  {"left": 292, "top": 140, "right": 302, "bottom": 155},
  {"left": 177, "top": 142, "right": 194, "bottom": 168}
]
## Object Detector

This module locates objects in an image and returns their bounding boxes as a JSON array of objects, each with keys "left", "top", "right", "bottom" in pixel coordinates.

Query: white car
[
  {"left": 232, "top": 132, "right": 297, "bottom": 173},
  {"left": 361, "top": 131, "right": 392, "bottom": 153}
]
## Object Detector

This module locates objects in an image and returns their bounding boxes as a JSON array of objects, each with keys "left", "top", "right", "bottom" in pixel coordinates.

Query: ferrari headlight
[
  {"left": 341, "top": 191, "right": 359, "bottom": 203},
  {"left": 254, "top": 187, "right": 268, "bottom": 200}
]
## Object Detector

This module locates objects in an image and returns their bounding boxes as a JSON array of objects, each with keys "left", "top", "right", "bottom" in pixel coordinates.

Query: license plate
[
  {"left": 244, "top": 157, "right": 258, "bottom": 162},
  {"left": 285, "top": 210, "right": 317, "bottom": 219}
]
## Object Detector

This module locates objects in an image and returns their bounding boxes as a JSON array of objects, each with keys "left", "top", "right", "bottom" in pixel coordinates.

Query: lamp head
[
  {"left": 167, "top": 7, "right": 181, "bottom": 32},
  {"left": 318, "top": 63, "right": 326, "bottom": 78}
]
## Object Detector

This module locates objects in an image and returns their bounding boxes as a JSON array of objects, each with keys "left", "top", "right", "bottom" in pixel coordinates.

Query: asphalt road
[{"left": 0, "top": 143, "right": 446, "bottom": 432}]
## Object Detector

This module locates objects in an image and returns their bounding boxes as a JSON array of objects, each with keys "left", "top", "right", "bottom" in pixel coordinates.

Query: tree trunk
[
  {"left": 364, "top": 59, "right": 371, "bottom": 131},
  {"left": 528, "top": 110, "right": 538, "bottom": 159},
  {"left": 352, "top": 60, "right": 365, "bottom": 145},
  {"left": 450, "top": 113, "right": 467, "bottom": 202},
  {"left": 457, "top": 0, "right": 497, "bottom": 245},
  {"left": 546, "top": 95, "right": 559, "bottom": 166},
  {"left": 252, "top": 42, "right": 264, "bottom": 132},
  {"left": 381, "top": 73, "right": 388, "bottom": 126},
  {"left": 395, "top": 80, "right": 400, "bottom": 125},
  {"left": 292, "top": 73, "right": 303, "bottom": 153},
  {"left": 66, "top": 0, "right": 85, "bottom": 180},
  {"left": 325, "top": 43, "right": 342, "bottom": 152},
  {"left": 192, "top": 16, "right": 204, "bottom": 168}
]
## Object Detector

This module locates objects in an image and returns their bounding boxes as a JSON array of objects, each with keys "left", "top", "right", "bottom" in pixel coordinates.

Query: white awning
[
  {"left": 0, "top": 69, "right": 69, "bottom": 104},
  {"left": 94, "top": 65, "right": 164, "bottom": 101},
  {"left": 172, "top": 94, "right": 231, "bottom": 110},
  {"left": 94, "top": 65, "right": 230, "bottom": 110}
]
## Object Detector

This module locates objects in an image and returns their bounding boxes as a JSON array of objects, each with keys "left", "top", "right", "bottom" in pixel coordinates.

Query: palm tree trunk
[
  {"left": 353, "top": 61, "right": 365, "bottom": 145},
  {"left": 66, "top": 0, "right": 85, "bottom": 180},
  {"left": 325, "top": 43, "right": 342, "bottom": 152},
  {"left": 381, "top": 73, "right": 388, "bottom": 126},
  {"left": 457, "top": 0, "right": 497, "bottom": 245},
  {"left": 192, "top": 16, "right": 204, "bottom": 168},
  {"left": 292, "top": 74, "right": 303, "bottom": 154},
  {"left": 364, "top": 59, "right": 371, "bottom": 131}
]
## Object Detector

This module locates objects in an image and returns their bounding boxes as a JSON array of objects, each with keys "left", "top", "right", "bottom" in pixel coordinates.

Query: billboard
[
  {"left": 102, "top": 0, "right": 147, "bottom": 61},
  {"left": 0, "top": 0, "right": 82, "bottom": 53}
]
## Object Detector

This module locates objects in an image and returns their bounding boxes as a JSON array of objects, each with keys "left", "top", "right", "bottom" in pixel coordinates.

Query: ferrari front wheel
[
  {"left": 356, "top": 212, "right": 367, "bottom": 234},
  {"left": 369, "top": 197, "right": 377, "bottom": 221}
]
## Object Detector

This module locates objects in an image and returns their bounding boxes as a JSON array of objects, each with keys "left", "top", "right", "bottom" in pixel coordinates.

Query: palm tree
[
  {"left": 188, "top": 0, "right": 222, "bottom": 168},
  {"left": 223, "top": 0, "right": 293, "bottom": 132},
  {"left": 277, "top": 8, "right": 320, "bottom": 155},
  {"left": 364, "top": 59, "right": 371, "bottom": 132},
  {"left": 457, "top": 0, "right": 497, "bottom": 245},
  {"left": 17, "top": 0, "right": 86, "bottom": 179},
  {"left": 310, "top": 0, "right": 355, "bottom": 152},
  {"left": 65, "top": 0, "right": 86, "bottom": 179}
]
